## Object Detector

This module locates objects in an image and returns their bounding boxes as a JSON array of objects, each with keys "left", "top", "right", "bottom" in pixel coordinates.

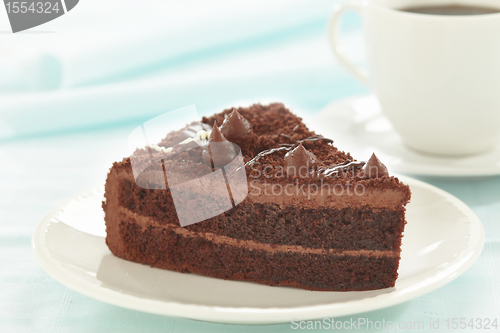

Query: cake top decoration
[
  {"left": 203, "top": 121, "right": 237, "bottom": 168},
  {"left": 361, "top": 153, "right": 389, "bottom": 178},
  {"left": 208, "top": 122, "right": 226, "bottom": 143},
  {"left": 220, "top": 110, "right": 255, "bottom": 144},
  {"left": 195, "top": 129, "right": 211, "bottom": 142},
  {"left": 146, "top": 144, "right": 173, "bottom": 153},
  {"left": 284, "top": 143, "right": 317, "bottom": 177}
]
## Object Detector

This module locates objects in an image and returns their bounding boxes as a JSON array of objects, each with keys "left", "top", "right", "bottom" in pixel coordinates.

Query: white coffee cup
[{"left": 329, "top": 0, "right": 500, "bottom": 155}]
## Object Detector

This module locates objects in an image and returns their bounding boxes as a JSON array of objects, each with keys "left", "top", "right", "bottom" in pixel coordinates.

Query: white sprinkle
[
  {"left": 195, "top": 130, "right": 212, "bottom": 142},
  {"left": 195, "top": 131, "right": 202, "bottom": 142},
  {"left": 146, "top": 144, "right": 172, "bottom": 153},
  {"left": 195, "top": 130, "right": 205, "bottom": 141},
  {"left": 146, "top": 144, "right": 162, "bottom": 152}
]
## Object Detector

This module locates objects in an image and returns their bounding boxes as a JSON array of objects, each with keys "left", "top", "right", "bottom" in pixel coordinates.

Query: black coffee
[{"left": 401, "top": 4, "right": 500, "bottom": 15}]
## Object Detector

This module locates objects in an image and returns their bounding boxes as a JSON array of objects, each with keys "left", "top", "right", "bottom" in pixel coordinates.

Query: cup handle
[{"left": 328, "top": 2, "right": 370, "bottom": 86}]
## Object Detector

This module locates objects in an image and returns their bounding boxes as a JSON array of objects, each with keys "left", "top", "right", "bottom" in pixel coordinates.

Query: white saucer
[
  {"left": 310, "top": 95, "right": 500, "bottom": 176},
  {"left": 32, "top": 176, "right": 484, "bottom": 324}
]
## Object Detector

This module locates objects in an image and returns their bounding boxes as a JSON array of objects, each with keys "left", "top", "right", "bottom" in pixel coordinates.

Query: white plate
[
  {"left": 310, "top": 95, "right": 500, "bottom": 176},
  {"left": 32, "top": 176, "right": 484, "bottom": 324}
]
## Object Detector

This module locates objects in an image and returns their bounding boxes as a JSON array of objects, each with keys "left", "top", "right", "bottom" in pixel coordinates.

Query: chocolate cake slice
[{"left": 103, "top": 103, "right": 411, "bottom": 291}]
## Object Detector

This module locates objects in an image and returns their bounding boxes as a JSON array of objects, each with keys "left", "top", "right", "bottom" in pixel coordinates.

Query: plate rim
[
  {"left": 314, "top": 94, "right": 500, "bottom": 177},
  {"left": 32, "top": 175, "right": 485, "bottom": 324}
]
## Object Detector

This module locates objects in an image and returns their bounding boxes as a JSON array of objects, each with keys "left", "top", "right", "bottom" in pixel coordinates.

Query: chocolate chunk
[
  {"left": 206, "top": 122, "right": 237, "bottom": 168},
  {"left": 220, "top": 110, "right": 255, "bottom": 144},
  {"left": 361, "top": 153, "right": 389, "bottom": 178},
  {"left": 284, "top": 143, "right": 317, "bottom": 177}
]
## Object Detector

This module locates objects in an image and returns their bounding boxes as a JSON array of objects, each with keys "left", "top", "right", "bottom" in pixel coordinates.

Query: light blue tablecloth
[{"left": 1, "top": 1, "right": 499, "bottom": 332}]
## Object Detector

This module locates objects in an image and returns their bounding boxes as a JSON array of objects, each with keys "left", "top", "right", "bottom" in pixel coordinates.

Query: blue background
[{"left": 0, "top": 1, "right": 499, "bottom": 332}]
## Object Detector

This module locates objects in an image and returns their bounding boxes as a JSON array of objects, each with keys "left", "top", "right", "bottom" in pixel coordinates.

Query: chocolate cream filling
[
  {"left": 119, "top": 206, "right": 399, "bottom": 258},
  {"left": 245, "top": 183, "right": 407, "bottom": 210}
]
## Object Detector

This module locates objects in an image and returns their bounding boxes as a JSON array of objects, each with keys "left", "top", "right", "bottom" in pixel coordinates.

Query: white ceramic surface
[
  {"left": 310, "top": 94, "right": 500, "bottom": 176},
  {"left": 33, "top": 176, "right": 484, "bottom": 324},
  {"left": 329, "top": 0, "right": 500, "bottom": 155}
]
